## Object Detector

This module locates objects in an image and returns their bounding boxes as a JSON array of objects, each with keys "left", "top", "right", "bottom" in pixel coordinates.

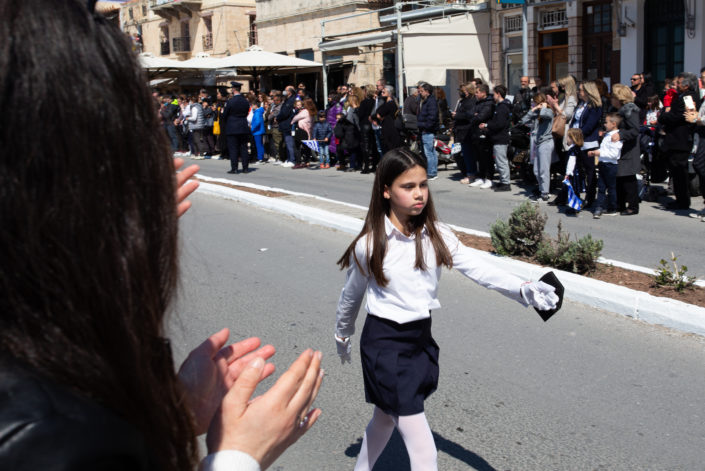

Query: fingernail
[
  {"left": 319, "top": 369, "right": 325, "bottom": 378},
  {"left": 249, "top": 357, "right": 264, "bottom": 369},
  {"left": 315, "top": 351, "right": 322, "bottom": 360},
  {"left": 308, "top": 349, "right": 314, "bottom": 357}
]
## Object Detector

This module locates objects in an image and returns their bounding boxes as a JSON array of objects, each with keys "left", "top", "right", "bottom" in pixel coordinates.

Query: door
[{"left": 539, "top": 47, "right": 568, "bottom": 84}]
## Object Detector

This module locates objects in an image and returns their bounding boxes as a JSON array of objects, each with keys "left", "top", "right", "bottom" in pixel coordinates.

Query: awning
[
  {"left": 402, "top": 12, "right": 490, "bottom": 86},
  {"left": 318, "top": 31, "right": 393, "bottom": 52}
]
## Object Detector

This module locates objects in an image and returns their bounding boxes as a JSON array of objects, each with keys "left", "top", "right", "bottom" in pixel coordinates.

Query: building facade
[
  {"left": 255, "top": 0, "right": 395, "bottom": 96},
  {"left": 491, "top": 0, "right": 705, "bottom": 96},
  {"left": 120, "top": 0, "right": 256, "bottom": 60}
]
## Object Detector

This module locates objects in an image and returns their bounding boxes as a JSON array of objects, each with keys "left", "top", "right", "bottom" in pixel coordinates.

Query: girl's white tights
[{"left": 354, "top": 407, "right": 438, "bottom": 471}]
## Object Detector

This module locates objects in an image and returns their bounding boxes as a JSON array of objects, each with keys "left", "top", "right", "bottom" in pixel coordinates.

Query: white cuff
[{"left": 201, "top": 450, "right": 261, "bottom": 471}]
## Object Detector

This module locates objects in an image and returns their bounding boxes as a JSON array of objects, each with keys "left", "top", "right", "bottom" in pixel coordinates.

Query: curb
[{"left": 195, "top": 177, "right": 705, "bottom": 337}]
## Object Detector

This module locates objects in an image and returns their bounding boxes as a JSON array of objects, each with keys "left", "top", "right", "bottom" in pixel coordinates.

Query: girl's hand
[
  {"left": 521, "top": 281, "right": 559, "bottom": 311},
  {"left": 335, "top": 334, "right": 352, "bottom": 364},
  {"left": 174, "top": 158, "right": 199, "bottom": 217},
  {"left": 206, "top": 349, "right": 324, "bottom": 469},
  {"left": 611, "top": 132, "right": 621, "bottom": 142}
]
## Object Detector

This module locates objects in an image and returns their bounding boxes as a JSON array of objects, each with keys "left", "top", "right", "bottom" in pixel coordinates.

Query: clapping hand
[
  {"left": 174, "top": 157, "right": 200, "bottom": 217},
  {"left": 206, "top": 349, "right": 324, "bottom": 469},
  {"left": 177, "top": 328, "right": 276, "bottom": 435}
]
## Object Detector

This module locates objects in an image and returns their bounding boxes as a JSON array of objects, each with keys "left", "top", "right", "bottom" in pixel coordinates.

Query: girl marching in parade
[{"left": 334, "top": 148, "right": 559, "bottom": 470}]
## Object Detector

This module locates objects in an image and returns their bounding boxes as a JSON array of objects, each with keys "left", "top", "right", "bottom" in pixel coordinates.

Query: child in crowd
[
  {"left": 334, "top": 148, "right": 559, "bottom": 471},
  {"left": 550, "top": 128, "right": 584, "bottom": 214},
  {"left": 588, "top": 113, "right": 623, "bottom": 218},
  {"left": 312, "top": 110, "right": 333, "bottom": 168}
]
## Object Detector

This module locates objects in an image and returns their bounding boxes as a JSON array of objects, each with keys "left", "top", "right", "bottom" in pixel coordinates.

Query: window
[
  {"left": 248, "top": 15, "right": 257, "bottom": 47},
  {"left": 585, "top": 4, "right": 611, "bottom": 33},
  {"left": 142, "top": 5, "right": 146, "bottom": 16},
  {"left": 128, "top": 7, "right": 133, "bottom": 20},
  {"left": 296, "top": 49, "right": 314, "bottom": 61},
  {"left": 202, "top": 17, "right": 213, "bottom": 50}
]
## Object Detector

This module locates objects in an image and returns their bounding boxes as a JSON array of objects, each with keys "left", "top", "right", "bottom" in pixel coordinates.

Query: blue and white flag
[
  {"left": 563, "top": 179, "right": 583, "bottom": 211},
  {"left": 302, "top": 140, "right": 320, "bottom": 153}
]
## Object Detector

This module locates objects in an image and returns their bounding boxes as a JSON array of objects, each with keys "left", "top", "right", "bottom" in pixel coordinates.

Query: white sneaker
[
  {"left": 191, "top": 154, "right": 205, "bottom": 160},
  {"left": 479, "top": 179, "right": 493, "bottom": 189},
  {"left": 253, "top": 160, "right": 263, "bottom": 165},
  {"left": 689, "top": 210, "right": 705, "bottom": 219},
  {"left": 281, "top": 161, "right": 294, "bottom": 168},
  {"left": 469, "top": 179, "right": 484, "bottom": 187},
  {"left": 209, "top": 154, "right": 221, "bottom": 160},
  {"left": 271, "top": 160, "right": 281, "bottom": 165}
]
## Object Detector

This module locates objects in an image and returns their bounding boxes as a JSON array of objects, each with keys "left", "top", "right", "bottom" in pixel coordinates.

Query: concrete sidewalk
[{"left": 194, "top": 175, "right": 705, "bottom": 337}]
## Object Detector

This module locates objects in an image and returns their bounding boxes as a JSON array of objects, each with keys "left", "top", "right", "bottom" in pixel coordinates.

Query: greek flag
[
  {"left": 563, "top": 179, "right": 583, "bottom": 211},
  {"left": 302, "top": 140, "right": 320, "bottom": 153}
]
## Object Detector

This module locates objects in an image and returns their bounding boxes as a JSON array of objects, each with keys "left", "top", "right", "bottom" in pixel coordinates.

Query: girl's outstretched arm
[{"left": 439, "top": 224, "right": 557, "bottom": 311}]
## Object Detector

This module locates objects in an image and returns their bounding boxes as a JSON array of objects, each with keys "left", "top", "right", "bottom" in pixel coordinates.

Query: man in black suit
[{"left": 221, "top": 81, "right": 251, "bottom": 174}]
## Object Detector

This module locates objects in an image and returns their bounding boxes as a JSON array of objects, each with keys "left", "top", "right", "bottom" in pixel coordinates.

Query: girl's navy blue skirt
[{"left": 360, "top": 314, "right": 439, "bottom": 416}]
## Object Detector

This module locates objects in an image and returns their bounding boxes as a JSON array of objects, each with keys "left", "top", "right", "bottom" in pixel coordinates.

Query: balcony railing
[
  {"left": 172, "top": 36, "right": 191, "bottom": 53},
  {"left": 160, "top": 41, "right": 170, "bottom": 55},
  {"left": 202, "top": 33, "right": 213, "bottom": 50}
]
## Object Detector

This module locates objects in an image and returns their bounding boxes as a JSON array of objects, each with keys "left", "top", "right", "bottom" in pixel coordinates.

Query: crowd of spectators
[{"left": 155, "top": 66, "right": 705, "bottom": 219}]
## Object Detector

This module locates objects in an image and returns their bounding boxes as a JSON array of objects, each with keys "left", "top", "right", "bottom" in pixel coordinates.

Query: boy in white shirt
[{"left": 588, "top": 113, "right": 623, "bottom": 219}]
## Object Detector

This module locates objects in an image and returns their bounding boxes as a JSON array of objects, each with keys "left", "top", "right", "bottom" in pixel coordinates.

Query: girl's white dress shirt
[{"left": 336, "top": 217, "right": 528, "bottom": 338}]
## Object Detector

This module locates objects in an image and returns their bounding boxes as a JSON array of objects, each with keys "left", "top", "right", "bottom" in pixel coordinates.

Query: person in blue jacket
[{"left": 250, "top": 99, "right": 266, "bottom": 163}]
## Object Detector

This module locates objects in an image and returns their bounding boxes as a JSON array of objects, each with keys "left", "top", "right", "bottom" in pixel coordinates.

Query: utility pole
[
  {"left": 395, "top": 1, "right": 404, "bottom": 104},
  {"left": 522, "top": 2, "right": 528, "bottom": 76},
  {"left": 321, "top": 20, "right": 327, "bottom": 103}
]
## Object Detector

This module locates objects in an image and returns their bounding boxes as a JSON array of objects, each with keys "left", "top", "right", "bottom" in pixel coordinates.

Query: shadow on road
[{"left": 345, "top": 430, "right": 497, "bottom": 470}]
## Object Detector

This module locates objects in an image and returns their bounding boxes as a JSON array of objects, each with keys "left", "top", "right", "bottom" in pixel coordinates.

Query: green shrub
[
  {"left": 535, "top": 221, "right": 604, "bottom": 274},
  {"left": 490, "top": 201, "right": 547, "bottom": 257},
  {"left": 653, "top": 253, "right": 696, "bottom": 292}
]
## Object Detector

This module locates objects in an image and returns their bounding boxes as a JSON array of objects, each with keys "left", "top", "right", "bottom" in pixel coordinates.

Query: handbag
[
  {"left": 213, "top": 118, "right": 220, "bottom": 136},
  {"left": 551, "top": 113, "right": 566, "bottom": 138}
]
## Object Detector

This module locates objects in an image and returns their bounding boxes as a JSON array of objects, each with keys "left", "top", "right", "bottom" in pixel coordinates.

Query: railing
[
  {"left": 160, "top": 41, "right": 170, "bottom": 55},
  {"left": 172, "top": 36, "right": 191, "bottom": 53},
  {"left": 540, "top": 9, "right": 567, "bottom": 28},
  {"left": 504, "top": 15, "right": 522, "bottom": 33},
  {"left": 202, "top": 33, "right": 213, "bottom": 50}
]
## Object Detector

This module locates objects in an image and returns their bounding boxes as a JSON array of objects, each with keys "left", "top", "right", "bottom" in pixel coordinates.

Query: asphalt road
[
  {"left": 170, "top": 193, "right": 705, "bottom": 471},
  {"left": 192, "top": 159, "right": 705, "bottom": 276}
]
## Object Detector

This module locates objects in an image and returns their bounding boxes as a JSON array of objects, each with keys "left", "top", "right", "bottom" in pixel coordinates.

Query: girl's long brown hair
[
  {"left": 0, "top": 1, "right": 197, "bottom": 469},
  {"left": 337, "top": 148, "right": 452, "bottom": 286}
]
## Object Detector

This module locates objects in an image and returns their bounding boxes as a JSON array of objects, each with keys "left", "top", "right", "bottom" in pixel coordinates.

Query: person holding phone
[{"left": 658, "top": 72, "right": 701, "bottom": 210}]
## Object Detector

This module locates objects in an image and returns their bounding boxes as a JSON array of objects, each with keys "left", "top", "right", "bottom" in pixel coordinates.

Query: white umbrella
[{"left": 216, "top": 45, "right": 322, "bottom": 70}]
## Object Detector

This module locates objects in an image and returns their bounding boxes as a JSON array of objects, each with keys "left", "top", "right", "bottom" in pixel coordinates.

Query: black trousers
[
  {"left": 473, "top": 138, "right": 493, "bottom": 180},
  {"left": 669, "top": 152, "right": 690, "bottom": 209},
  {"left": 578, "top": 149, "right": 597, "bottom": 206},
  {"left": 617, "top": 175, "right": 639, "bottom": 212},
  {"left": 227, "top": 134, "right": 249, "bottom": 171}
]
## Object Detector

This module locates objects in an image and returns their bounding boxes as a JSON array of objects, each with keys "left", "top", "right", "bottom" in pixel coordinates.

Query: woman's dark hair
[
  {"left": 539, "top": 85, "right": 555, "bottom": 99},
  {"left": 647, "top": 95, "right": 661, "bottom": 111},
  {"left": 0, "top": 1, "right": 197, "bottom": 470},
  {"left": 337, "top": 148, "right": 452, "bottom": 286}
]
